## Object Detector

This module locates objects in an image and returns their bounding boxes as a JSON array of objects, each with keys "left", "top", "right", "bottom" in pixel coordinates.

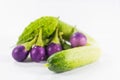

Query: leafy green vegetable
[{"left": 17, "top": 16, "right": 59, "bottom": 45}]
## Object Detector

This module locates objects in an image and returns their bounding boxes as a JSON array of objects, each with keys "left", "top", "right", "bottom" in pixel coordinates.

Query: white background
[{"left": 0, "top": 0, "right": 120, "bottom": 80}]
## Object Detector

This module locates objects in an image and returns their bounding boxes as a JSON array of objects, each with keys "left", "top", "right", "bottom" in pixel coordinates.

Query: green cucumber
[{"left": 47, "top": 44, "right": 101, "bottom": 73}]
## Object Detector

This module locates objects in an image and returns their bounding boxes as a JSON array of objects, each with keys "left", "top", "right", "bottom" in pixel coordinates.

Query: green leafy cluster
[
  {"left": 17, "top": 16, "right": 95, "bottom": 48},
  {"left": 17, "top": 16, "right": 59, "bottom": 45}
]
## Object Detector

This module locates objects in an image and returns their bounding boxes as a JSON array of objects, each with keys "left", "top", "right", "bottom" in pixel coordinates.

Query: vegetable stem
[
  {"left": 58, "top": 21, "right": 78, "bottom": 41},
  {"left": 36, "top": 29, "right": 44, "bottom": 47},
  {"left": 52, "top": 28, "right": 60, "bottom": 44},
  {"left": 59, "top": 32, "right": 71, "bottom": 50},
  {"left": 22, "top": 36, "right": 37, "bottom": 50}
]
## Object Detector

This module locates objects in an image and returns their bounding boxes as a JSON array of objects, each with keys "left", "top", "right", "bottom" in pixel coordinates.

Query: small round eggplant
[
  {"left": 12, "top": 45, "right": 29, "bottom": 62},
  {"left": 30, "top": 29, "right": 46, "bottom": 62},
  {"left": 46, "top": 28, "right": 62, "bottom": 57},
  {"left": 12, "top": 36, "right": 37, "bottom": 62},
  {"left": 47, "top": 43, "right": 62, "bottom": 56},
  {"left": 30, "top": 46, "right": 46, "bottom": 62},
  {"left": 70, "top": 32, "right": 87, "bottom": 47}
]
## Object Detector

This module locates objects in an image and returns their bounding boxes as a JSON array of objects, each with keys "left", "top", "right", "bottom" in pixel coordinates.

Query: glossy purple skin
[
  {"left": 12, "top": 45, "right": 29, "bottom": 62},
  {"left": 70, "top": 32, "right": 87, "bottom": 47},
  {"left": 47, "top": 43, "right": 62, "bottom": 57},
  {"left": 30, "top": 46, "right": 46, "bottom": 62}
]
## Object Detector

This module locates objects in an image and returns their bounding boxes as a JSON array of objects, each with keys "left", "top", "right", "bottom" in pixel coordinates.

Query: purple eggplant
[
  {"left": 12, "top": 45, "right": 29, "bottom": 62},
  {"left": 30, "top": 29, "right": 46, "bottom": 62},
  {"left": 12, "top": 37, "right": 37, "bottom": 62},
  {"left": 30, "top": 46, "right": 46, "bottom": 62},
  {"left": 47, "top": 43, "right": 62, "bottom": 56},
  {"left": 70, "top": 32, "right": 87, "bottom": 47},
  {"left": 46, "top": 28, "right": 62, "bottom": 57}
]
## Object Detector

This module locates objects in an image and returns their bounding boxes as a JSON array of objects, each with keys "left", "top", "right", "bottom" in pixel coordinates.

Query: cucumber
[{"left": 47, "top": 44, "right": 101, "bottom": 73}]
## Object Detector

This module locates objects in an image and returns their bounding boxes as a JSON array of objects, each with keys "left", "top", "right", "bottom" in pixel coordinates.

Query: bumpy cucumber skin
[{"left": 47, "top": 45, "right": 101, "bottom": 73}]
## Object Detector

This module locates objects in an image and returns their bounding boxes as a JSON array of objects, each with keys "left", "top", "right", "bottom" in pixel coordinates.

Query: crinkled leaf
[{"left": 17, "top": 16, "right": 58, "bottom": 45}]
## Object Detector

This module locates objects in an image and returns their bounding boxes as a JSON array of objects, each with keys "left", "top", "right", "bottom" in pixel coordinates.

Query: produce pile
[{"left": 12, "top": 16, "right": 101, "bottom": 73}]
